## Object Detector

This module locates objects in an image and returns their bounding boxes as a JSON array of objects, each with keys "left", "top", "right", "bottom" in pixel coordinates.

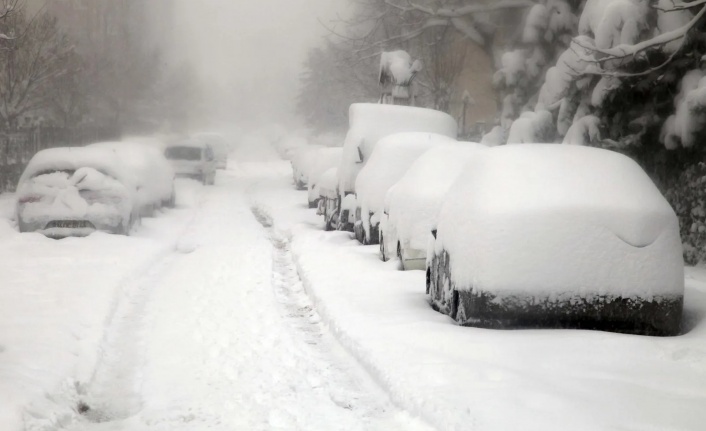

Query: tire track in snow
[
  {"left": 250, "top": 205, "right": 436, "bottom": 431},
  {"left": 23, "top": 181, "right": 209, "bottom": 431}
]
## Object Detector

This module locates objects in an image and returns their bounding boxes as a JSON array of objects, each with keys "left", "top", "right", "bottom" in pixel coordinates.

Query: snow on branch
[
  {"left": 575, "top": 1, "right": 706, "bottom": 75},
  {"left": 385, "top": 0, "right": 535, "bottom": 17}
]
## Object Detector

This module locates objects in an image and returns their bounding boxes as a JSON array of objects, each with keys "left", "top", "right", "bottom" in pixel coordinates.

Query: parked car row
[
  {"left": 292, "top": 103, "right": 685, "bottom": 336},
  {"left": 15, "top": 132, "right": 231, "bottom": 239}
]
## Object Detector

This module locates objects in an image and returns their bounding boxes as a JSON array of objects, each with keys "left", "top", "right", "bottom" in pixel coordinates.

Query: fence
[{"left": 0, "top": 126, "right": 120, "bottom": 192}]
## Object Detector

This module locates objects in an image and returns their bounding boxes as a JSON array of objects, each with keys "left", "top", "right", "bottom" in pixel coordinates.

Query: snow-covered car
[
  {"left": 380, "top": 144, "right": 486, "bottom": 270},
  {"left": 428, "top": 144, "right": 685, "bottom": 336},
  {"left": 164, "top": 139, "right": 217, "bottom": 185},
  {"left": 308, "top": 147, "right": 343, "bottom": 208},
  {"left": 89, "top": 142, "right": 176, "bottom": 216},
  {"left": 317, "top": 167, "right": 340, "bottom": 231},
  {"left": 276, "top": 136, "right": 308, "bottom": 160},
  {"left": 336, "top": 103, "right": 457, "bottom": 232},
  {"left": 353, "top": 132, "right": 457, "bottom": 245},
  {"left": 290, "top": 144, "right": 324, "bottom": 190},
  {"left": 15, "top": 147, "right": 139, "bottom": 238},
  {"left": 194, "top": 132, "right": 230, "bottom": 169}
]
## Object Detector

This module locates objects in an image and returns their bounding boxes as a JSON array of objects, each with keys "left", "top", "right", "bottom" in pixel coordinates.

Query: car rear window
[{"left": 165, "top": 146, "right": 201, "bottom": 161}]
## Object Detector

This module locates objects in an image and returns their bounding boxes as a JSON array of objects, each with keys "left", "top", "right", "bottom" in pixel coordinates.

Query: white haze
[{"left": 172, "top": 0, "right": 348, "bottom": 131}]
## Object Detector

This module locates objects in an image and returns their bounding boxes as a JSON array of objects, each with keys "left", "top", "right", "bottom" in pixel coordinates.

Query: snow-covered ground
[
  {"left": 1, "top": 144, "right": 706, "bottom": 431},
  {"left": 249, "top": 160, "right": 706, "bottom": 431}
]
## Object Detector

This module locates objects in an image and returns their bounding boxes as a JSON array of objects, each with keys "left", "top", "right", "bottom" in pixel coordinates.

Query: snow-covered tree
[{"left": 0, "top": 7, "right": 73, "bottom": 128}]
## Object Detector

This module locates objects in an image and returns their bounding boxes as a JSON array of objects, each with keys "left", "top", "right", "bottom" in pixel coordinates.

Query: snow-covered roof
[
  {"left": 435, "top": 144, "right": 683, "bottom": 297},
  {"left": 356, "top": 132, "right": 457, "bottom": 217},
  {"left": 386, "top": 143, "right": 487, "bottom": 251},
  {"left": 88, "top": 141, "right": 174, "bottom": 205},
  {"left": 19, "top": 147, "right": 136, "bottom": 191},
  {"left": 308, "top": 147, "right": 344, "bottom": 202},
  {"left": 291, "top": 145, "right": 325, "bottom": 182},
  {"left": 338, "top": 103, "right": 457, "bottom": 194},
  {"left": 318, "top": 167, "right": 339, "bottom": 199}
]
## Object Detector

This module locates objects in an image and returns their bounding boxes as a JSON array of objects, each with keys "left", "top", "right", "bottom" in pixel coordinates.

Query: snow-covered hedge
[
  {"left": 338, "top": 103, "right": 457, "bottom": 196},
  {"left": 665, "top": 162, "right": 706, "bottom": 265},
  {"left": 431, "top": 144, "right": 684, "bottom": 335}
]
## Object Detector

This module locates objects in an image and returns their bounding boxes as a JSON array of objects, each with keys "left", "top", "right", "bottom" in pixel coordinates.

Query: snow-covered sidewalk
[{"left": 249, "top": 160, "right": 706, "bottom": 431}]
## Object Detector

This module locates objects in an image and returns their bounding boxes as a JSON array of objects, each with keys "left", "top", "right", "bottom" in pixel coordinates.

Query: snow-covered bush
[
  {"left": 665, "top": 162, "right": 706, "bottom": 265},
  {"left": 506, "top": 110, "right": 555, "bottom": 143},
  {"left": 429, "top": 144, "right": 684, "bottom": 335},
  {"left": 354, "top": 132, "right": 457, "bottom": 244}
]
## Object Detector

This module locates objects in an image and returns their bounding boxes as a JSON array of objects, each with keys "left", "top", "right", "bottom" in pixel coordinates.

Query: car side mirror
[{"left": 431, "top": 229, "right": 437, "bottom": 240}]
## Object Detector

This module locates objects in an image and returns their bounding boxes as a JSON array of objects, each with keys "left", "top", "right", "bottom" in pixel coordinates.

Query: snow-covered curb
[{"left": 284, "top": 225, "right": 706, "bottom": 431}]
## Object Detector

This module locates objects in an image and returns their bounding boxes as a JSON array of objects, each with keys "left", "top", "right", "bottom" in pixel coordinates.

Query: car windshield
[{"left": 165, "top": 146, "right": 201, "bottom": 161}]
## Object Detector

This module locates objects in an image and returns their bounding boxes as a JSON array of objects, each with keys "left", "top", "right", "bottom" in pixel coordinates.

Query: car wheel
[
  {"left": 454, "top": 290, "right": 469, "bottom": 325},
  {"left": 397, "top": 242, "right": 405, "bottom": 271}
]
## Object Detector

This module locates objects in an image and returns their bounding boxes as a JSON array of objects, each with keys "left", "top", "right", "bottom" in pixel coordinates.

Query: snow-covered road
[
  {"left": 1, "top": 165, "right": 432, "bottom": 431},
  {"left": 3, "top": 149, "right": 706, "bottom": 431}
]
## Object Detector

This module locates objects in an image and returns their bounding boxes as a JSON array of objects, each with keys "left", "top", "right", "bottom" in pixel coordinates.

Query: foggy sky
[{"left": 172, "top": 0, "right": 348, "bottom": 131}]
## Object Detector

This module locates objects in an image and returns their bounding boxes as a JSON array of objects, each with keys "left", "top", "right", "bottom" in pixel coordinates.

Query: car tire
[{"left": 397, "top": 242, "right": 405, "bottom": 271}]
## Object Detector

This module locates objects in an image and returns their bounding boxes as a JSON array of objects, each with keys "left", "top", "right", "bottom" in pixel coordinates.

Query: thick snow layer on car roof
[
  {"left": 387, "top": 143, "right": 487, "bottom": 251},
  {"left": 356, "top": 133, "right": 458, "bottom": 222},
  {"left": 435, "top": 144, "right": 684, "bottom": 297},
  {"left": 318, "top": 167, "right": 339, "bottom": 200},
  {"left": 19, "top": 147, "right": 136, "bottom": 191},
  {"left": 89, "top": 141, "right": 174, "bottom": 207},
  {"left": 291, "top": 145, "right": 324, "bottom": 184},
  {"left": 339, "top": 104, "right": 457, "bottom": 194},
  {"left": 308, "top": 147, "right": 343, "bottom": 203}
]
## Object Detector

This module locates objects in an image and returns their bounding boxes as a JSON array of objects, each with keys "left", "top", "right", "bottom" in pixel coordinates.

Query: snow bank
[
  {"left": 436, "top": 144, "right": 683, "bottom": 300},
  {"left": 339, "top": 104, "right": 457, "bottom": 195},
  {"left": 355, "top": 133, "right": 457, "bottom": 239},
  {"left": 386, "top": 144, "right": 487, "bottom": 254},
  {"left": 307, "top": 148, "right": 343, "bottom": 204}
]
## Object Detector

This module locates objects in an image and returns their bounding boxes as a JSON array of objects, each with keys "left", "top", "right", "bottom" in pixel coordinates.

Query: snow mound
[
  {"left": 308, "top": 148, "right": 343, "bottom": 204},
  {"left": 356, "top": 133, "right": 458, "bottom": 239},
  {"left": 386, "top": 143, "right": 487, "bottom": 253},
  {"left": 339, "top": 104, "right": 457, "bottom": 195},
  {"left": 436, "top": 144, "right": 684, "bottom": 299}
]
